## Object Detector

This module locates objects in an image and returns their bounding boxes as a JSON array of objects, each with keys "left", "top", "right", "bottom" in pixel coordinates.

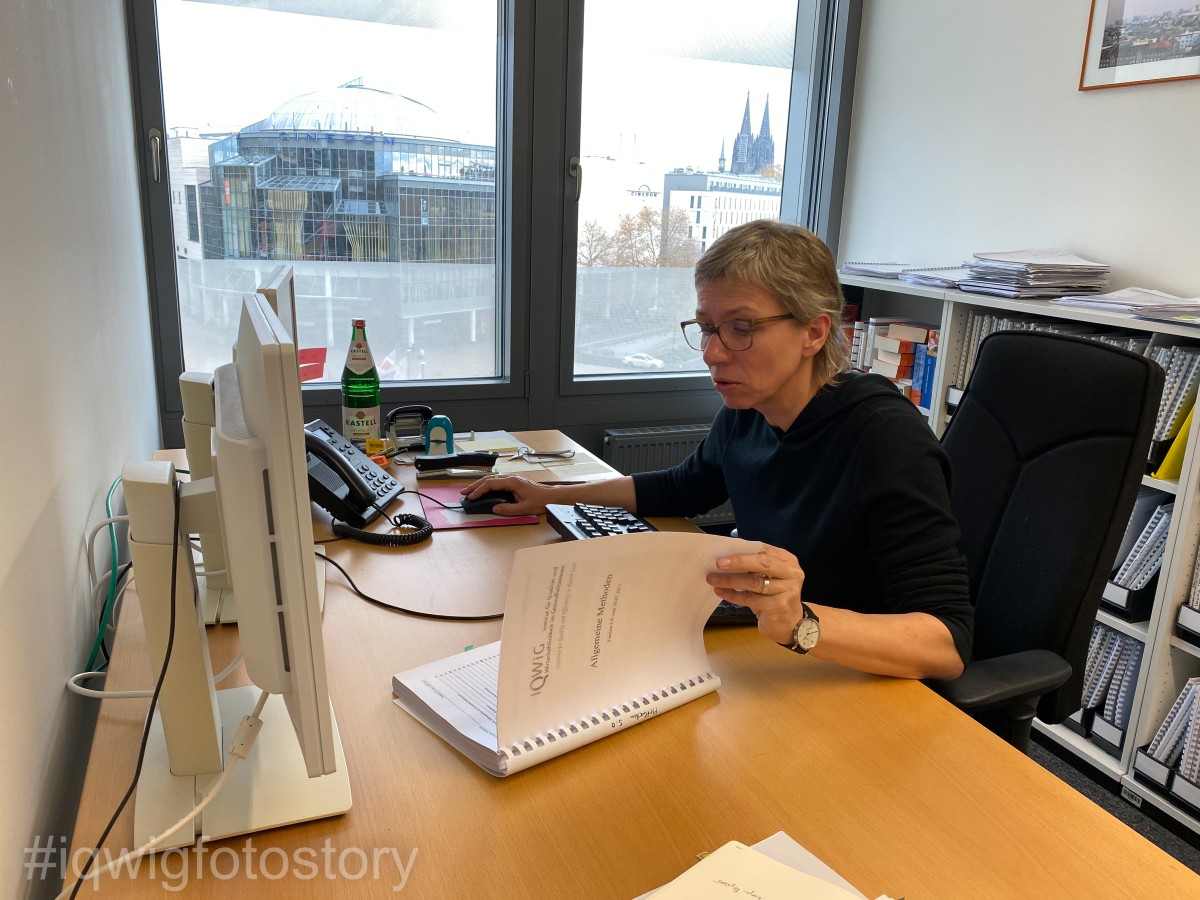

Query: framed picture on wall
[{"left": 1080, "top": 1, "right": 1200, "bottom": 90}]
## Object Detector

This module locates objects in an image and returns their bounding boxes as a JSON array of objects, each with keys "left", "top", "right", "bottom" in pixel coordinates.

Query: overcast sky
[{"left": 161, "top": 0, "right": 797, "bottom": 173}]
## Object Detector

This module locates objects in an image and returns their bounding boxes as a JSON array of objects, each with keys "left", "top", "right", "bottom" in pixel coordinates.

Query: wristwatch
[{"left": 783, "top": 603, "right": 820, "bottom": 655}]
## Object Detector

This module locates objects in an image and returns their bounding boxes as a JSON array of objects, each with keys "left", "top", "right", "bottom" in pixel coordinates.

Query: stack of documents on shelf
[
  {"left": 897, "top": 266, "right": 971, "bottom": 288},
  {"left": 1051, "top": 286, "right": 1190, "bottom": 312},
  {"left": 1149, "top": 345, "right": 1200, "bottom": 453},
  {"left": 1137, "top": 677, "right": 1200, "bottom": 789},
  {"left": 1179, "top": 562, "right": 1200, "bottom": 643},
  {"left": 1130, "top": 301, "right": 1200, "bottom": 328},
  {"left": 1109, "top": 493, "right": 1173, "bottom": 594},
  {"left": 838, "top": 261, "right": 912, "bottom": 278},
  {"left": 957, "top": 249, "right": 1110, "bottom": 298},
  {"left": 950, "top": 309, "right": 1101, "bottom": 390},
  {"left": 1081, "top": 622, "right": 1143, "bottom": 753}
]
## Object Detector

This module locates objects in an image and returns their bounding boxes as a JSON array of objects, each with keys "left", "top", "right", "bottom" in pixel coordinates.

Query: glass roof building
[{"left": 199, "top": 79, "right": 495, "bottom": 264}]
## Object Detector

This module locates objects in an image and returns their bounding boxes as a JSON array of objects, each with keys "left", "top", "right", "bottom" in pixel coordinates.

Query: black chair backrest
[{"left": 941, "top": 331, "right": 1162, "bottom": 722}]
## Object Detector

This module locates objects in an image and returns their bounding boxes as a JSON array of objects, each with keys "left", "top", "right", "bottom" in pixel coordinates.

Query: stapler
[{"left": 413, "top": 452, "right": 500, "bottom": 472}]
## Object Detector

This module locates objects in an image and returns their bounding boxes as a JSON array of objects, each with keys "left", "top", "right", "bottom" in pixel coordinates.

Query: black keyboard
[
  {"left": 544, "top": 503, "right": 757, "bottom": 627},
  {"left": 545, "top": 503, "right": 656, "bottom": 540}
]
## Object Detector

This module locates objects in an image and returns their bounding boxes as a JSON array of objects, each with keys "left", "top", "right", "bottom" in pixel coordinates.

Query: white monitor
[
  {"left": 183, "top": 264, "right": 300, "bottom": 624},
  {"left": 256, "top": 264, "right": 297, "bottom": 341},
  {"left": 123, "top": 293, "right": 349, "bottom": 849},
  {"left": 212, "top": 291, "right": 332, "bottom": 775}
]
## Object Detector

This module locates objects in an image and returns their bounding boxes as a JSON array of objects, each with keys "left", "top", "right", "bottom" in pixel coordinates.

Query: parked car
[{"left": 622, "top": 352, "right": 665, "bottom": 370}]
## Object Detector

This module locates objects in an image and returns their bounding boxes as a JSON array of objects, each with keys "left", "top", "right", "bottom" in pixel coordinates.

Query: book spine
[{"left": 498, "top": 671, "right": 722, "bottom": 775}]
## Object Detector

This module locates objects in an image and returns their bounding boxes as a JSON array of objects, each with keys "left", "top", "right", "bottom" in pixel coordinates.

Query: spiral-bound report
[{"left": 391, "top": 531, "right": 760, "bottom": 776}]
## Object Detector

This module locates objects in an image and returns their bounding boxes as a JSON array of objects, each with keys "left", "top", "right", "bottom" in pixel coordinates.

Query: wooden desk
[{"left": 69, "top": 433, "right": 1200, "bottom": 898}]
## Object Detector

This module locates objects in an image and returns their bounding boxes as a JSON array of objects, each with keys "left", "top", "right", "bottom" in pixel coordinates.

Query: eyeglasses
[{"left": 679, "top": 314, "right": 796, "bottom": 352}]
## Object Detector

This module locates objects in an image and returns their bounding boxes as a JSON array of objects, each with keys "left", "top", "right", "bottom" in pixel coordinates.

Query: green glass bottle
[{"left": 341, "top": 319, "right": 380, "bottom": 445}]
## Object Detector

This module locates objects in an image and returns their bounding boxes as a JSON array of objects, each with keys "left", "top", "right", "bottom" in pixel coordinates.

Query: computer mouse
[{"left": 460, "top": 490, "right": 517, "bottom": 516}]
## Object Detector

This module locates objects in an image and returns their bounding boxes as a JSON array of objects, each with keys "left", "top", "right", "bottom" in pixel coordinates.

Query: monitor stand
[
  {"left": 124, "top": 462, "right": 349, "bottom": 851},
  {"left": 134, "top": 688, "right": 351, "bottom": 849}
]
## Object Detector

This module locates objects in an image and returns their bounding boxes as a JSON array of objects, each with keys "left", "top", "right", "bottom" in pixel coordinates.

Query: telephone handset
[{"left": 304, "top": 419, "right": 404, "bottom": 528}]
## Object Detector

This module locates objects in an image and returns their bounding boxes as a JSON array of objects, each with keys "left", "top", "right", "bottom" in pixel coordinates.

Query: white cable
[
  {"left": 86, "top": 516, "right": 128, "bottom": 593},
  {"left": 92, "top": 572, "right": 133, "bottom": 621},
  {"left": 67, "top": 652, "right": 242, "bottom": 699},
  {"left": 213, "top": 654, "right": 244, "bottom": 685},
  {"left": 58, "top": 690, "right": 270, "bottom": 899},
  {"left": 66, "top": 672, "right": 152, "bottom": 700}
]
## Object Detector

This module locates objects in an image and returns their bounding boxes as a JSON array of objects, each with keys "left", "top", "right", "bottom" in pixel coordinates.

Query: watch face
[{"left": 795, "top": 618, "right": 820, "bottom": 651}]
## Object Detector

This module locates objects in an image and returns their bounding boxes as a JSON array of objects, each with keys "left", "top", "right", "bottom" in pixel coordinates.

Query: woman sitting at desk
[{"left": 465, "top": 220, "right": 972, "bottom": 681}]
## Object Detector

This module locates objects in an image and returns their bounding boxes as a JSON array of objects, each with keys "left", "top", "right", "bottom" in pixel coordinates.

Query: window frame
[{"left": 126, "top": 0, "right": 860, "bottom": 448}]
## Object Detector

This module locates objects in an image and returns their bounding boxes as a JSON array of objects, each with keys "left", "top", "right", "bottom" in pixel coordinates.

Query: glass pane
[
  {"left": 159, "top": 0, "right": 499, "bottom": 384},
  {"left": 574, "top": 0, "right": 801, "bottom": 377}
]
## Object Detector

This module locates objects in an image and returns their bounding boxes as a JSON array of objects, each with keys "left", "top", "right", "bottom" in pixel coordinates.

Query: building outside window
[{"left": 131, "top": 0, "right": 860, "bottom": 443}]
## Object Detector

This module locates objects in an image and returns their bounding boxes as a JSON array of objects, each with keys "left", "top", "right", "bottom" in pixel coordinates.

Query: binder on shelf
[
  {"left": 1090, "top": 714, "right": 1124, "bottom": 757},
  {"left": 1101, "top": 577, "right": 1157, "bottom": 621},
  {"left": 1171, "top": 772, "right": 1200, "bottom": 815},
  {"left": 1169, "top": 706, "right": 1200, "bottom": 813},
  {"left": 1145, "top": 678, "right": 1198, "bottom": 768},
  {"left": 1082, "top": 628, "right": 1122, "bottom": 710},
  {"left": 1151, "top": 406, "right": 1193, "bottom": 481},
  {"left": 1178, "top": 604, "right": 1200, "bottom": 646},
  {"left": 1061, "top": 707, "right": 1093, "bottom": 737},
  {"left": 1134, "top": 746, "right": 1175, "bottom": 790},
  {"left": 1093, "top": 639, "right": 1144, "bottom": 754}
]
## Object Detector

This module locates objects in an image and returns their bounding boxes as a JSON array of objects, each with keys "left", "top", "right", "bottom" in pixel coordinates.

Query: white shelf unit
[{"left": 842, "top": 275, "right": 1200, "bottom": 837}]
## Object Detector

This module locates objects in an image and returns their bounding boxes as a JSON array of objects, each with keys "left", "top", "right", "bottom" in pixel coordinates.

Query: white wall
[
  {"left": 839, "top": 1, "right": 1200, "bottom": 298},
  {"left": 0, "top": 2, "right": 159, "bottom": 897}
]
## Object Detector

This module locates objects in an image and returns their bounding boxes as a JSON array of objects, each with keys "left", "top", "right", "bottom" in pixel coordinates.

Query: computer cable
[
  {"left": 67, "top": 653, "right": 243, "bottom": 701},
  {"left": 67, "top": 480, "right": 183, "bottom": 900},
  {"left": 84, "top": 475, "right": 126, "bottom": 672},
  {"left": 320, "top": 553, "right": 504, "bottom": 621},
  {"left": 59, "top": 689, "right": 269, "bottom": 898}
]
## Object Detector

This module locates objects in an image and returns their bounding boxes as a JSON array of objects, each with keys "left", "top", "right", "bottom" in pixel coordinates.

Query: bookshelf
[{"left": 842, "top": 274, "right": 1200, "bottom": 838}]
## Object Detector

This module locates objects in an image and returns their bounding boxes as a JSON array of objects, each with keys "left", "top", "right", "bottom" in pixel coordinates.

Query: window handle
[
  {"left": 149, "top": 128, "right": 163, "bottom": 183},
  {"left": 568, "top": 156, "right": 582, "bottom": 202}
]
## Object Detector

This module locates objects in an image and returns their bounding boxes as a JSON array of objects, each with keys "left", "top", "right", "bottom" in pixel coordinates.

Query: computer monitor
[
  {"left": 123, "top": 293, "right": 349, "bottom": 849},
  {"left": 256, "top": 264, "right": 297, "bottom": 341},
  {"left": 183, "top": 265, "right": 299, "bottom": 624}
]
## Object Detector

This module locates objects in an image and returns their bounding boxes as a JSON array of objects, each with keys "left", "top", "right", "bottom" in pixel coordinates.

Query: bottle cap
[{"left": 353, "top": 318, "right": 365, "bottom": 327}]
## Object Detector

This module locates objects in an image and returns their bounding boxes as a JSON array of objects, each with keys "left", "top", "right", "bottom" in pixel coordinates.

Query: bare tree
[
  {"left": 658, "top": 207, "right": 701, "bottom": 268},
  {"left": 610, "top": 207, "right": 699, "bottom": 268},
  {"left": 577, "top": 220, "right": 615, "bottom": 267}
]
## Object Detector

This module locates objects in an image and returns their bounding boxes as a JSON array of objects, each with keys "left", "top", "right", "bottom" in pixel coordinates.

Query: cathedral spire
[
  {"left": 759, "top": 95, "right": 771, "bottom": 141},
  {"left": 732, "top": 93, "right": 754, "bottom": 175},
  {"left": 719, "top": 139, "right": 726, "bottom": 173}
]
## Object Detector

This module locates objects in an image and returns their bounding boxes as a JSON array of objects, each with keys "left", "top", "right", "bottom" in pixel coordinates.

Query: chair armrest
[{"left": 926, "top": 649, "right": 1072, "bottom": 713}]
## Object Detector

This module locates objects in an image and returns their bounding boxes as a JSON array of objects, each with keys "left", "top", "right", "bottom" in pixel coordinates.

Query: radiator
[{"left": 601, "top": 425, "right": 736, "bottom": 527}]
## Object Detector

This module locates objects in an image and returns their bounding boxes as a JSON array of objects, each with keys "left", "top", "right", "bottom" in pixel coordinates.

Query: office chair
[{"left": 927, "top": 331, "right": 1163, "bottom": 752}]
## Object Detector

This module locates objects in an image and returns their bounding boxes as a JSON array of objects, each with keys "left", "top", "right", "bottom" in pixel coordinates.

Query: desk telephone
[{"left": 304, "top": 419, "right": 404, "bottom": 527}]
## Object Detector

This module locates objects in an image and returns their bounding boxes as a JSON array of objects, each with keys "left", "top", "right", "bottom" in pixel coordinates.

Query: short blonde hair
[{"left": 694, "top": 220, "right": 847, "bottom": 386}]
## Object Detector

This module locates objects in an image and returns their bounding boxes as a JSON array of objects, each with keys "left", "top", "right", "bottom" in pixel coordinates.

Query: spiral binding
[{"left": 498, "top": 671, "right": 718, "bottom": 760}]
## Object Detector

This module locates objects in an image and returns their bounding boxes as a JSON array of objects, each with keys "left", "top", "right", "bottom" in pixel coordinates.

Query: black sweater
[{"left": 633, "top": 371, "right": 974, "bottom": 663}]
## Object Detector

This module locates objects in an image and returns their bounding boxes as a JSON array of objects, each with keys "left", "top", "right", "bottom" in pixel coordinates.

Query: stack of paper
[
  {"left": 958, "top": 249, "right": 1110, "bottom": 298},
  {"left": 838, "top": 261, "right": 912, "bottom": 278},
  {"left": 1051, "top": 286, "right": 1188, "bottom": 312},
  {"left": 898, "top": 266, "right": 971, "bottom": 288}
]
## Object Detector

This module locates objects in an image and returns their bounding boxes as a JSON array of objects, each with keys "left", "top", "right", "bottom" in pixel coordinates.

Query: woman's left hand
[{"left": 708, "top": 544, "right": 807, "bottom": 644}]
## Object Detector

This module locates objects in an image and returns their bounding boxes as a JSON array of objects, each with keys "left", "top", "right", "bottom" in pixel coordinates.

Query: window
[
  {"left": 185, "top": 185, "right": 199, "bottom": 243},
  {"left": 129, "top": 0, "right": 859, "bottom": 445}
]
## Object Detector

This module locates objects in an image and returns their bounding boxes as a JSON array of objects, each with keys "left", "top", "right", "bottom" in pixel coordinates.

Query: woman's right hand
[{"left": 461, "top": 474, "right": 558, "bottom": 516}]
